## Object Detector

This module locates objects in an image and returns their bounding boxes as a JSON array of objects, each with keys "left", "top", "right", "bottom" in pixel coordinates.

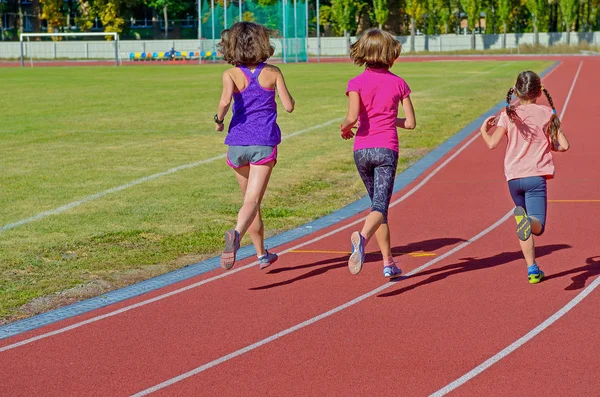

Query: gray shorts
[{"left": 226, "top": 145, "right": 277, "bottom": 168}]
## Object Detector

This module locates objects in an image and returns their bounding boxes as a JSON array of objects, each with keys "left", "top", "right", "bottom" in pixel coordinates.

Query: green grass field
[{"left": 0, "top": 59, "right": 553, "bottom": 323}]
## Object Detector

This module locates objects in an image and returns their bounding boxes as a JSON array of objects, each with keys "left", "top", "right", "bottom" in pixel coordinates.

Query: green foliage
[
  {"left": 75, "top": 0, "right": 95, "bottom": 32},
  {"left": 526, "top": 0, "right": 549, "bottom": 32},
  {"left": 460, "top": 0, "right": 481, "bottom": 29},
  {"left": 40, "top": 0, "right": 66, "bottom": 34},
  {"left": 558, "top": 0, "right": 577, "bottom": 31},
  {"left": 331, "top": 0, "right": 361, "bottom": 34},
  {"left": 96, "top": 0, "right": 125, "bottom": 36},
  {"left": 372, "top": 0, "right": 389, "bottom": 28}
]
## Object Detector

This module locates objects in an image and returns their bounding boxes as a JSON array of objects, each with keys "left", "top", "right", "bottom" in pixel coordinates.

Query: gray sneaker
[
  {"left": 220, "top": 229, "right": 240, "bottom": 270},
  {"left": 258, "top": 251, "right": 278, "bottom": 270}
]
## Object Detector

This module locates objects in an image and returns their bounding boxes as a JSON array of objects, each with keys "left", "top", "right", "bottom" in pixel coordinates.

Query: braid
[
  {"left": 542, "top": 87, "right": 562, "bottom": 148},
  {"left": 505, "top": 87, "right": 518, "bottom": 123}
]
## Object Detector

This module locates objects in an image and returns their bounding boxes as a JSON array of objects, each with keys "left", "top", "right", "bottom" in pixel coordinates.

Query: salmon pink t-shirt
[
  {"left": 346, "top": 68, "right": 411, "bottom": 152},
  {"left": 496, "top": 103, "right": 555, "bottom": 181}
]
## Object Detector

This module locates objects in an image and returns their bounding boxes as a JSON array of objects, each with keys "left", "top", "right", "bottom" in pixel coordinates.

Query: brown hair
[
  {"left": 349, "top": 29, "right": 402, "bottom": 69},
  {"left": 218, "top": 22, "right": 275, "bottom": 66},
  {"left": 505, "top": 70, "right": 561, "bottom": 144}
]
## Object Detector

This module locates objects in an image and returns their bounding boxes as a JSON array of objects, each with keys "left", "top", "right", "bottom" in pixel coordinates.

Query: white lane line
[
  {"left": 429, "top": 274, "right": 600, "bottom": 397},
  {"left": 559, "top": 60, "right": 582, "bottom": 119},
  {"left": 0, "top": 61, "right": 565, "bottom": 351},
  {"left": 429, "top": 59, "right": 584, "bottom": 396},
  {"left": 0, "top": 103, "right": 489, "bottom": 352},
  {"left": 0, "top": 119, "right": 341, "bottom": 233},
  {"left": 130, "top": 211, "right": 513, "bottom": 397}
]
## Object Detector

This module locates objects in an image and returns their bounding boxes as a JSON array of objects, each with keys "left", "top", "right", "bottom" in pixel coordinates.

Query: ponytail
[
  {"left": 542, "top": 87, "right": 562, "bottom": 146},
  {"left": 505, "top": 87, "right": 519, "bottom": 123}
]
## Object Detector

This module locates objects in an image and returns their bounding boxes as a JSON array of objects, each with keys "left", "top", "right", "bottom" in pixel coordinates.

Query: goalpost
[{"left": 20, "top": 32, "right": 120, "bottom": 67}]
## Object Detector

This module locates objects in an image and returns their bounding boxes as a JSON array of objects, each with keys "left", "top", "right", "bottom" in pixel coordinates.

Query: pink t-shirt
[
  {"left": 346, "top": 68, "right": 411, "bottom": 152},
  {"left": 496, "top": 103, "right": 555, "bottom": 181}
]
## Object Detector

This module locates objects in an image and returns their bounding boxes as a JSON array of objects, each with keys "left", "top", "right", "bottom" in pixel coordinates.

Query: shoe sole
[
  {"left": 348, "top": 232, "right": 364, "bottom": 275},
  {"left": 529, "top": 270, "right": 545, "bottom": 284},
  {"left": 220, "top": 229, "right": 238, "bottom": 270},
  {"left": 259, "top": 255, "right": 278, "bottom": 270},
  {"left": 514, "top": 206, "right": 532, "bottom": 241},
  {"left": 385, "top": 270, "right": 403, "bottom": 279}
]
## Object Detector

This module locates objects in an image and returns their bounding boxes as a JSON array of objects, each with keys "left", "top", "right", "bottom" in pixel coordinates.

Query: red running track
[{"left": 0, "top": 57, "right": 598, "bottom": 397}]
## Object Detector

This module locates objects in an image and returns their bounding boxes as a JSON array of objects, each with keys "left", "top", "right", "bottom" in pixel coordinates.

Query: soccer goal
[{"left": 20, "top": 32, "right": 120, "bottom": 67}]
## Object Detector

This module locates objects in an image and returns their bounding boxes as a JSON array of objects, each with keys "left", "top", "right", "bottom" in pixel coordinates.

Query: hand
[
  {"left": 480, "top": 116, "right": 497, "bottom": 134},
  {"left": 215, "top": 122, "right": 224, "bottom": 132},
  {"left": 340, "top": 125, "right": 355, "bottom": 140}
]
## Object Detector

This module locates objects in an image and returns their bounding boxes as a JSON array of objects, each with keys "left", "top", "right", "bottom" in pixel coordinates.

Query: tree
[
  {"left": 75, "top": 0, "right": 95, "bottom": 31},
  {"left": 372, "top": 0, "right": 389, "bottom": 29},
  {"left": 526, "top": 0, "right": 548, "bottom": 44},
  {"left": 331, "top": 0, "right": 361, "bottom": 49},
  {"left": 435, "top": 0, "right": 453, "bottom": 34},
  {"left": 559, "top": 0, "right": 577, "bottom": 44},
  {"left": 40, "top": 0, "right": 66, "bottom": 35},
  {"left": 147, "top": 0, "right": 185, "bottom": 39},
  {"left": 460, "top": 0, "right": 481, "bottom": 49},
  {"left": 405, "top": 0, "right": 426, "bottom": 51},
  {"left": 497, "top": 0, "right": 510, "bottom": 47}
]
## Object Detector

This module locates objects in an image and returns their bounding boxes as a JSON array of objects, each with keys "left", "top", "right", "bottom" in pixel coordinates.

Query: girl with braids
[
  {"left": 341, "top": 29, "right": 416, "bottom": 278},
  {"left": 480, "top": 70, "right": 570, "bottom": 284}
]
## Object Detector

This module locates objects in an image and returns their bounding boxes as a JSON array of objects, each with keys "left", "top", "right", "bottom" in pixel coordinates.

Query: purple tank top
[{"left": 225, "top": 63, "right": 281, "bottom": 146}]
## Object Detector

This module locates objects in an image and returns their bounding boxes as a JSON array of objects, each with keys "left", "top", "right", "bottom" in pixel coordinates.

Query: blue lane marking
[{"left": 0, "top": 62, "right": 558, "bottom": 340}]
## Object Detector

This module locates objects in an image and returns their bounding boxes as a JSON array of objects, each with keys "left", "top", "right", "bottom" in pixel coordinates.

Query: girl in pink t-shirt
[
  {"left": 480, "top": 70, "right": 570, "bottom": 284},
  {"left": 340, "top": 29, "right": 416, "bottom": 279}
]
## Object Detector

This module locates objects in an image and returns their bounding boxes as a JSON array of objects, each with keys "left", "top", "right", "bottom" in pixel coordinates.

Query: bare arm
[
  {"left": 480, "top": 116, "right": 506, "bottom": 149},
  {"left": 553, "top": 128, "right": 570, "bottom": 152},
  {"left": 215, "top": 71, "right": 235, "bottom": 131},
  {"left": 275, "top": 70, "right": 295, "bottom": 113},
  {"left": 340, "top": 91, "right": 360, "bottom": 140},
  {"left": 396, "top": 95, "right": 416, "bottom": 130}
]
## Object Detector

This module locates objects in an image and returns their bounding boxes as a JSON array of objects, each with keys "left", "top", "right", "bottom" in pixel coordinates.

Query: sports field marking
[
  {"left": 1, "top": 60, "right": 520, "bottom": 234},
  {"left": 429, "top": 59, "right": 585, "bottom": 397},
  {"left": 130, "top": 58, "right": 585, "bottom": 396},
  {"left": 430, "top": 274, "right": 600, "bottom": 396},
  {"left": 289, "top": 249, "right": 437, "bottom": 257},
  {"left": 0, "top": 85, "right": 491, "bottom": 351},
  {"left": 0, "top": 118, "right": 340, "bottom": 233},
  {"left": 130, "top": 210, "right": 514, "bottom": 396},
  {"left": 0, "top": 61, "right": 562, "bottom": 348}
]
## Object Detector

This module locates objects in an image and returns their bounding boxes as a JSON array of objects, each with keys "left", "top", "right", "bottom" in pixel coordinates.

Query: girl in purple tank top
[{"left": 214, "top": 22, "right": 295, "bottom": 271}]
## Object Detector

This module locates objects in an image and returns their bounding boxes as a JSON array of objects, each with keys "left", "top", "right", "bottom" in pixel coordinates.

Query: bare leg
[
  {"left": 360, "top": 211, "right": 384, "bottom": 242},
  {"left": 374, "top": 223, "right": 392, "bottom": 260},
  {"left": 519, "top": 235, "right": 536, "bottom": 266},
  {"left": 233, "top": 162, "right": 274, "bottom": 256}
]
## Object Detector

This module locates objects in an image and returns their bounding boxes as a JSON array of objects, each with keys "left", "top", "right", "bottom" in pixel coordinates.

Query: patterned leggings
[{"left": 354, "top": 148, "right": 398, "bottom": 224}]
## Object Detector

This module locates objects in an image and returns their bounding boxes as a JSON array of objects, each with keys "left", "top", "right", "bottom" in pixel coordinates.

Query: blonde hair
[
  {"left": 349, "top": 29, "right": 402, "bottom": 68},
  {"left": 218, "top": 22, "right": 275, "bottom": 66}
]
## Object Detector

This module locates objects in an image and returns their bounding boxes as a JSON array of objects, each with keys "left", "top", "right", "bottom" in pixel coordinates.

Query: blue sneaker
[
  {"left": 348, "top": 231, "right": 366, "bottom": 275},
  {"left": 258, "top": 251, "right": 278, "bottom": 270},
  {"left": 528, "top": 264, "right": 545, "bottom": 284},
  {"left": 383, "top": 264, "right": 403, "bottom": 279}
]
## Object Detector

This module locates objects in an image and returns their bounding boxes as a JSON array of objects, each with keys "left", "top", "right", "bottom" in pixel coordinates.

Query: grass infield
[{"left": 0, "top": 59, "right": 552, "bottom": 323}]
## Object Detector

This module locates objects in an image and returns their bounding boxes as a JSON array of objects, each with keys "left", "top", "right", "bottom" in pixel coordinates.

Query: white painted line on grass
[
  {"left": 130, "top": 211, "right": 513, "bottom": 396},
  {"left": 0, "top": 114, "right": 485, "bottom": 352},
  {"left": 0, "top": 60, "right": 567, "bottom": 351},
  {"left": 0, "top": 119, "right": 341, "bottom": 233}
]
